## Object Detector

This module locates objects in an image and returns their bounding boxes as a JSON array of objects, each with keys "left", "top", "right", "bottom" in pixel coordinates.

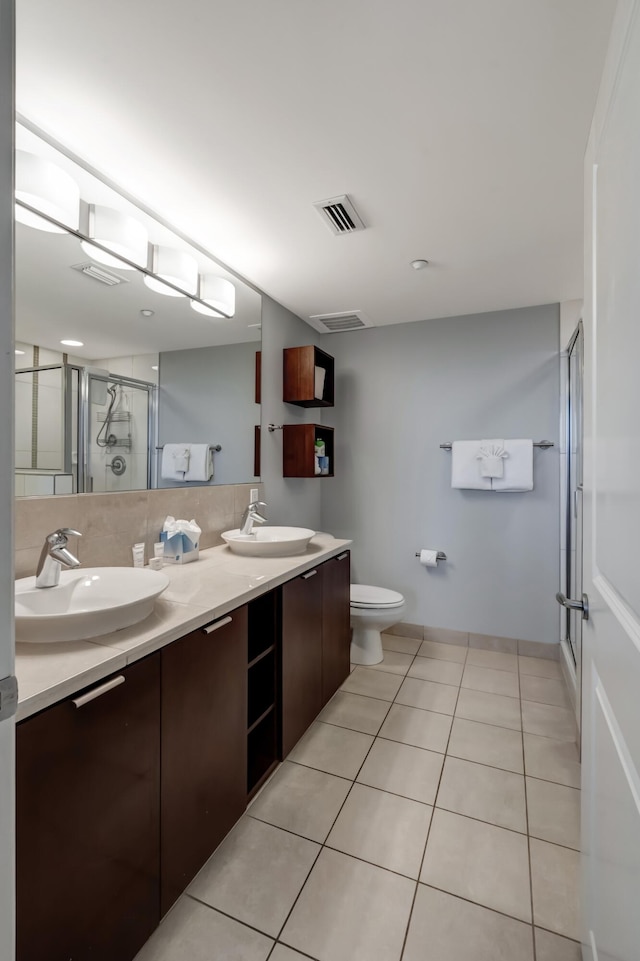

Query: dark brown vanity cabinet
[
  {"left": 321, "top": 550, "right": 351, "bottom": 705},
  {"left": 161, "top": 608, "right": 248, "bottom": 914},
  {"left": 16, "top": 654, "right": 161, "bottom": 961}
]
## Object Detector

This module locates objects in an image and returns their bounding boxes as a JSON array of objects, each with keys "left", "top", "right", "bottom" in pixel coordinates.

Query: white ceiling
[{"left": 15, "top": 0, "right": 616, "bottom": 329}]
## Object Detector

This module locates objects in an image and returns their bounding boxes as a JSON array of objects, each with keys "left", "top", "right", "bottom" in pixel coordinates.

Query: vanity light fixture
[
  {"left": 151, "top": 365, "right": 159, "bottom": 371},
  {"left": 80, "top": 205, "right": 148, "bottom": 270},
  {"left": 190, "top": 275, "right": 236, "bottom": 318},
  {"left": 60, "top": 339, "right": 84, "bottom": 347},
  {"left": 143, "top": 245, "right": 198, "bottom": 297},
  {"left": 15, "top": 150, "right": 80, "bottom": 233},
  {"left": 15, "top": 349, "right": 26, "bottom": 355}
]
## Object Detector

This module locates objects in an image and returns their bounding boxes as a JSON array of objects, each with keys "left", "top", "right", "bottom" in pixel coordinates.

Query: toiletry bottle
[{"left": 132, "top": 543, "right": 145, "bottom": 568}]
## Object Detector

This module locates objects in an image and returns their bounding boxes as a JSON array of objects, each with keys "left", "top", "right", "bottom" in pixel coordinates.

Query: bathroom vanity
[{"left": 14, "top": 535, "right": 350, "bottom": 961}]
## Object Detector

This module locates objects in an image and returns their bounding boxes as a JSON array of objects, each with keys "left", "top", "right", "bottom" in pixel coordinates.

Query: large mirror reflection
[{"left": 15, "top": 187, "right": 262, "bottom": 496}]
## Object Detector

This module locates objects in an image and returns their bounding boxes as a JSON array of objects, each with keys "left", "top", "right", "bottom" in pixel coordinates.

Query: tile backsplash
[{"left": 15, "top": 483, "right": 264, "bottom": 578}]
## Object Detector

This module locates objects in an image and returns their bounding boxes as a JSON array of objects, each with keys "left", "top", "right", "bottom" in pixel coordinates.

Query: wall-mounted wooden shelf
[
  {"left": 283, "top": 345, "right": 334, "bottom": 408},
  {"left": 283, "top": 424, "right": 334, "bottom": 478}
]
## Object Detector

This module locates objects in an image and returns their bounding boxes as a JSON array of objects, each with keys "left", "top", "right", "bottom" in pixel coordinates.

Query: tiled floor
[{"left": 135, "top": 633, "right": 582, "bottom": 961}]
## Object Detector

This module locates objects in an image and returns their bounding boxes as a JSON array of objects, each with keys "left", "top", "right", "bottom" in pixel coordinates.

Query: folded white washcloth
[
  {"left": 183, "top": 444, "right": 213, "bottom": 482},
  {"left": 161, "top": 443, "right": 190, "bottom": 481},
  {"left": 492, "top": 439, "right": 534, "bottom": 491},
  {"left": 172, "top": 446, "right": 190, "bottom": 474},
  {"left": 451, "top": 441, "right": 492, "bottom": 490},
  {"left": 477, "top": 440, "right": 508, "bottom": 478}
]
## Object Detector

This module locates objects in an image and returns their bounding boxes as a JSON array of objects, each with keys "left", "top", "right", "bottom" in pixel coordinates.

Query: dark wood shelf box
[
  {"left": 247, "top": 711, "right": 278, "bottom": 797},
  {"left": 248, "top": 651, "right": 276, "bottom": 729},
  {"left": 248, "top": 592, "right": 278, "bottom": 663},
  {"left": 283, "top": 424, "right": 334, "bottom": 478},
  {"left": 283, "top": 345, "right": 335, "bottom": 408}
]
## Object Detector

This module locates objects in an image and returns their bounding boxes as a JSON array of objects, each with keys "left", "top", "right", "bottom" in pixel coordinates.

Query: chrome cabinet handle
[
  {"left": 556, "top": 592, "right": 589, "bottom": 621},
  {"left": 203, "top": 615, "right": 233, "bottom": 635},
  {"left": 302, "top": 570, "right": 318, "bottom": 579},
  {"left": 336, "top": 552, "right": 349, "bottom": 561},
  {"left": 73, "top": 675, "right": 125, "bottom": 708}
]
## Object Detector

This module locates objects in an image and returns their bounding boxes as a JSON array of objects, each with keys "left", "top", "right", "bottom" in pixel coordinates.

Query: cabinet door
[
  {"left": 16, "top": 655, "right": 161, "bottom": 961},
  {"left": 321, "top": 551, "right": 351, "bottom": 705},
  {"left": 161, "top": 607, "right": 248, "bottom": 915},
  {"left": 281, "top": 569, "right": 323, "bottom": 756}
]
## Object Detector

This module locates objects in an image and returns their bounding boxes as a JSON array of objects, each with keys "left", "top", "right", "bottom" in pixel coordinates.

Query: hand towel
[
  {"left": 172, "top": 446, "right": 190, "bottom": 474},
  {"left": 183, "top": 444, "right": 213, "bottom": 482},
  {"left": 451, "top": 441, "right": 492, "bottom": 489},
  {"left": 492, "top": 439, "right": 533, "bottom": 491},
  {"left": 477, "top": 439, "right": 508, "bottom": 478},
  {"left": 161, "top": 443, "right": 190, "bottom": 481}
]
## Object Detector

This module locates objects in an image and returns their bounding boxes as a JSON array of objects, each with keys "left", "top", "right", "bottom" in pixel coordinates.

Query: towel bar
[
  {"left": 156, "top": 444, "right": 222, "bottom": 452},
  {"left": 439, "top": 440, "right": 554, "bottom": 450}
]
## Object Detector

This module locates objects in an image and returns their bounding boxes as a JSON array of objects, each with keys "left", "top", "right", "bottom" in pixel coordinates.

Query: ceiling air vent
[
  {"left": 70, "top": 262, "right": 129, "bottom": 286},
  {"left": 313, "top": 195, "right": 365, "bottom": 235},
  {"left": 308, "top": 310, "right": 374, "bottom": 334}
]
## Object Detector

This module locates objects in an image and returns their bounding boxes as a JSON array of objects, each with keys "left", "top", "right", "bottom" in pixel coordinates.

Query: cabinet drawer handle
[
  {"left": 302, "top": 570, "right": 317, "bottom": 579},
  {"left": 336, "top": 552, "right": 349, "bottom": 561},
  {"left": 203, "top": 615, "right": 233, "bottom": 634},
  {"left": 72, "top": 675, "right": 125, "bottom": 709}
]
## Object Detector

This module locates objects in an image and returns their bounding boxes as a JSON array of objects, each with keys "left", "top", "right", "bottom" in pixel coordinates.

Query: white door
[
  {"left": 0, "top": 1, "right": 15, "bottom": 959},
  {"left": 582, "top": 1, "right": 640, "bottom": 958}
]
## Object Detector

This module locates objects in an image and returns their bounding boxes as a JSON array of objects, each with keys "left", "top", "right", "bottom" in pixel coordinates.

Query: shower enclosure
[{"left": 15, "top": 363, "right": 156, "bottom": 494}]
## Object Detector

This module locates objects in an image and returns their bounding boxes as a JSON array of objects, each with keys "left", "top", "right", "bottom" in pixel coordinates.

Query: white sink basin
[
  {"left": 221, "top": 527, "right": 316, "bottom": 557},
  {"left": 15, "top": 567, "right": 170, "bottom": 643}
]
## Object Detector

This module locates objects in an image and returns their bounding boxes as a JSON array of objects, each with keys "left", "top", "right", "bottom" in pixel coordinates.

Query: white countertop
[{"left": 15, "top": 533, "right": 351, "bottom": 721}]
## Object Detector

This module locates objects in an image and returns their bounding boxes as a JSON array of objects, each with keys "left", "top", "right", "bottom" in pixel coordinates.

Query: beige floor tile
[
  {"left": 395, "top": 676, "right": 459, "bottom": 714},
  {"left": 462, "top": 664, "right": 520, "bottom": 698},
  {"left": 188, "top": 817, "right": 320, "bottom": 938},
  {"left": 270, "top": 947, "right": 312, "bottom": 961},
  {"left": 418, "top": 638, "right": 468, "bottom": 663},
  {"left": 437, "top": 756, "right": 527, "bottom": 832},
  {"left": 382, "top": 633, "right": 422, "bottom": 656},
  {"left": 379, "top": 703, "right": 452, "bottom": 754},
  {"left": 248, "top": 761, "right": 351, "bottom": 843},
  {"left": 469, "top": 632, "right": 518, "bottom": 654},
  {"left": 134, "top": 897, "right": 273, "bottom": 961},
  {"left": 530, "top": 838, "right": 581, "bottom": 941},
  {"left": 421, "top": 809, "right": 532, "bottom": 922},
  {"left": 357, "top": 738, "right": 444, "bottom": 804},
  {"left": 520, "top": 674, "right": 569, "bottom": 708},
  {"left": 364, "top": 650, "right": 415, "bottom": 676},
  {"left": 466, "top": 648, "right": 518, "bottom": 673},
  {"left": 523, "top": 734, "right": 581, "bottom": 788},
  {"left": 404, "top": 886, "right": 534, "bottom": 961},
  {"left": 522, "top": 701, "right": 576, "bottom": 741},
  {"left": 456, "top": 688, "right": 522, "bottom": 731},
  {"left": 281, "top": 848, "right": 415, "bottom": 961},
  {"left": 318, "top": 691, "right": 390, "bottom": 735},
  {"left": 448, "top": 717, "right": 524, "bottom": 773},
  {"left": 518, "top": 640, "right": 560, "bottom": 660},
  {"left": 407, "top": 655, "right": 464, "bottom": 686},
  {"left": 340, "top": 666, "right": 403, "bottom": 701},
  {"left": 534, "top": 928, "right": 582, "bottom": 961},
  {"left": 326, "top": 782, "right": 432, "bottom": 878},
  {"left": 526, "top": 778, "right": 580, "bottom": 850},
  {"left": 288, "top": 722, "right": 374, "bottom": 779},
  {"left": 519, "top": 656, "right": 562, "bottom": 679}
]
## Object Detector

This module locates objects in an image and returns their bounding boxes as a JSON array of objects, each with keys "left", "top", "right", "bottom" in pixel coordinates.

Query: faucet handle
[{"left": 47, "top": 528, "right": 82, "bottom": 545}]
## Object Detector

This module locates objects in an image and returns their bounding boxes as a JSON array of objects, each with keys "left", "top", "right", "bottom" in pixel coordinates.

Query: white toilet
[{"left": 350, "top": 584, "right": 406, "bottom": 665}]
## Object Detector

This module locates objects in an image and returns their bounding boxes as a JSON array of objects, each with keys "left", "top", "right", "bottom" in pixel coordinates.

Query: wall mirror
[{"left": 14, "top": 123, "right": 262, "bottom": 496}]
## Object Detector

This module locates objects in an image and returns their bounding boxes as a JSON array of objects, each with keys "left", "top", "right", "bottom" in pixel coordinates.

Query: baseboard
[{"left": 387, "top": 622, "right": 561, "bottom": 659}]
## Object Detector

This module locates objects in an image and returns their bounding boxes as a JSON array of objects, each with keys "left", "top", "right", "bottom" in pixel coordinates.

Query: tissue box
[{"left": 160, "top": 529, "right": 200, "bottom": 564}]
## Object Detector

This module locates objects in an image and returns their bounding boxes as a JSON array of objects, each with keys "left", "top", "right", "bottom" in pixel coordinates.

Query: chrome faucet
[
  {"left": 35, "top": 528, "right": 82, "bottom": 589},
  {"left": 240, "top": 501, "right": 268, "bottom": 536}
]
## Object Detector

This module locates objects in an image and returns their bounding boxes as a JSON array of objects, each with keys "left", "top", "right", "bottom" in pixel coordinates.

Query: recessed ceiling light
[
  {"left": 140, "top": 309, "right": 155, "bottom": 317},
  {"left": 60, "top": 339, "right": 84, "bottom": 347},
  {"left": 15, "top": 349, "right": 25, "bottom": 355},
  {"left": 410, "top": 259, "right": 430, "bottom": 270}
]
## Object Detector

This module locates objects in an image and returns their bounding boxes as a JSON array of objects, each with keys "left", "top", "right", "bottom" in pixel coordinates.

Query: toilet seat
[{"left": 350, "top": 584, "right": 404, "bottom": 609}]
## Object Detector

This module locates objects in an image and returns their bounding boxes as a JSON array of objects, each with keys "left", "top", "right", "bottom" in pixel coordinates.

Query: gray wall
[
  {"left": 260, "top": 295, "right": 324, "bottom": 531},
  {"left": 158, "top": 342, "right": 259, "bottom": 487},
  {"left": 0, "top": 0, "right": 15, "bottom": 953},
  {"left": 321, "top": 304, "right": 561, "bottom": 644}
]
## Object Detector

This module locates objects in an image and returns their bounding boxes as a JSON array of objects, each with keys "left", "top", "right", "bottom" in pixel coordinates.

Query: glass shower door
[{"left": 85, "top": 372, "right": 154, "bottom": 493}]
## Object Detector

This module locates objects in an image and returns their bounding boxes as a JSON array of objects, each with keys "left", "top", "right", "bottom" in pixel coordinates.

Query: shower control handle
[{"left": 556, "top": 591, "right": 589, "bottom": 621}]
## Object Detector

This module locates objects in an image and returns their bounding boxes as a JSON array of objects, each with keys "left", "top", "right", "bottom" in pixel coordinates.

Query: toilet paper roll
[{"left": 419, "top": 549, "right": 438, "bottom": 568}]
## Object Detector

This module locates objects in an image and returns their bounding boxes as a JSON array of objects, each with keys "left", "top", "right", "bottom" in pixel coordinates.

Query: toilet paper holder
[{"left": 415, "top": 551, "right": 447, "bottom": 562}]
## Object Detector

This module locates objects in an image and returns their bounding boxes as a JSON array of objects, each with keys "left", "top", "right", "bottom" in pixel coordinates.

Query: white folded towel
[
  {"left": 477, "top": 439, "right": 508, "bottom": 478},
  {"left": 161, "top": 444, "right": 191, "bottom": 481},
  {"left": 451, "top": 441, "right": 492, "bottom": 490},
  {"left": 183, "top": 443, "right": 213, "bottom": 482},
  {"left": 492, "top": 439, "right": 533, "bottom": 491}
]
